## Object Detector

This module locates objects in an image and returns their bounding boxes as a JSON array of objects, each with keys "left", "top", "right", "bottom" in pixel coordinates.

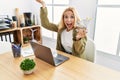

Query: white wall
[
  {"left": 69, "top": 0, "right": 97, "bottom": 39},
  {"left": 0, "top": 0, "right": 32, "bottom": 19}
]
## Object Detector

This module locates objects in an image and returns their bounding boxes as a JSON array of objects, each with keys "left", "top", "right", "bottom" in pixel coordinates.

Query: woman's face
[{"left": 63, "top": 10, "right": 75, "bottom": 31}]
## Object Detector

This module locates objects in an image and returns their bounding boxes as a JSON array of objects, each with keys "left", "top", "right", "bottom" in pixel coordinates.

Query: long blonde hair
[{"left": 58, "top": 7, "right": 80, "bottom": 31}]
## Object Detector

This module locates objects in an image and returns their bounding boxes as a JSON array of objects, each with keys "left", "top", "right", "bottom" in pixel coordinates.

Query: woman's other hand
[
  {"left": 76, "top": 28, "right": 87, "bottom": 40},
  {"left": 36, "top": 0, "right": 43, "bottom": 3},
  {"left": 36, "top": 0, "right": 46, "bottom": 8}
]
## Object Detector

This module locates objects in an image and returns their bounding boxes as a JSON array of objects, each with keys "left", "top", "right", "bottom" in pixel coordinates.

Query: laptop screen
[
  {"left": 30, "top": 41, "right": 55, "bottom": 65},
  {"left": 30, "top": 41, "right": 69, "bottom": 66}
]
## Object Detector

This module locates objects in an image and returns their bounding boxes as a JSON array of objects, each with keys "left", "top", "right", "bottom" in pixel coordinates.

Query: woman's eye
[
  {"left": 71, "top": 15, "right": 74, "bottom": 18},
  {"left": 64, "top": 16, "right": 68, "bottom": 19},
  {"left": 64, "top": 15, "right": 74, "bottom": 19}
]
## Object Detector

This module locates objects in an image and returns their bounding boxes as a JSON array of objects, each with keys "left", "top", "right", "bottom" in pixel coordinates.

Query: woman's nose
[{"left": 67, "top": 18, "right": 71, "bottom": 21}]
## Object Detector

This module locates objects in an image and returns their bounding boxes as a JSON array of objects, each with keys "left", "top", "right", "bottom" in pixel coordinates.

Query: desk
[{"left": 0, "top": 51, "right": 120, "bottom": 80}]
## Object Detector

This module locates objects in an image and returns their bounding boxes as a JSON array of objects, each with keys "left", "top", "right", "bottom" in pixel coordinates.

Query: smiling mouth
[
  {"left": 66, "top": 23, "right": 72, "bottom": 27},
  {"left": 66, "top": 23, "right": 74, "bottom": 31}
]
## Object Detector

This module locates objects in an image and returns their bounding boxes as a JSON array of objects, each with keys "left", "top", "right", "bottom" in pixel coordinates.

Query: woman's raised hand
[
  {"left": 36, "top": 0, "right": 46, "bottom": 8},
  {"left": 36, "top": 0, "right": 43, "bottom": 3},
  {"left": 76, "top": 28, "right": 87, "bottom": 40}
]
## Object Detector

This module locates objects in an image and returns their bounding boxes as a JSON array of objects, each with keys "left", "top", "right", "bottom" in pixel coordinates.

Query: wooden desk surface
[{"left": 0, "top": 51, "right": 120, "bottom": 80}]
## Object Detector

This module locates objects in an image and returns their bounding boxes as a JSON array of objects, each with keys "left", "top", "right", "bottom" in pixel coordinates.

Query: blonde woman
[{"left": 36, "top": 0, "right": 87, "bottom": 59}]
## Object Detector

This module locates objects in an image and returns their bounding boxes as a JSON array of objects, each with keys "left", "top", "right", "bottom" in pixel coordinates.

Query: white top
[{"left": 61, "top": 29, "right": 73, "bottom": 53}]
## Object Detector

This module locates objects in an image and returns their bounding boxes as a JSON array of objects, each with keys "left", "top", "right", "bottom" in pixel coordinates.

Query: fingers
[
  {"left": 76, "top": 28, "right": 87, "bottom": 40},
  {"left": 36, "top": 0, "right": 46, "bottom": 8},
  {"left": 36, "top": 0, "right": 43, "bottom": 3},
  {"left": 79, "top": 28, "right": 87, "bottom": 34}
]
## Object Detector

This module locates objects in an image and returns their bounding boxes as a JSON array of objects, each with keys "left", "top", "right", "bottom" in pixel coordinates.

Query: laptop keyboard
[
  {"left": 54, "top": 54, "right": 68, "bottom": 62},
  {"left": 53, "top": 57, "right": 63, "bottom": 65}
]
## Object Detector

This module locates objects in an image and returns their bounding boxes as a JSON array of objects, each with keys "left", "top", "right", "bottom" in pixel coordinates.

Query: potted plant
[
  {"left": 20, "top": 58, "right": 36, "bottom": 74},
  {"left": 23, "top": 37, "right": 29, "bottom": 44}
]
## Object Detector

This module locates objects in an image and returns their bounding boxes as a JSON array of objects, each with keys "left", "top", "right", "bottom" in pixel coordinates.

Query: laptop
[{"left": 30, "top": 41, "right": 69, "bottom": 66}]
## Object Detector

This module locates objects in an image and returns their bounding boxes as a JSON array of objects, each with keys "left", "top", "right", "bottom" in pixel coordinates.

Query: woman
[{"left": 36, "top": 0, "right": 87, "bottom": 59}]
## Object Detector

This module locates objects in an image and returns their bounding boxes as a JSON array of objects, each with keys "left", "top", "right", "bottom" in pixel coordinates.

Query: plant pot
[{"left": 23, "top": 68, "right": 34, "bottom": 74}]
